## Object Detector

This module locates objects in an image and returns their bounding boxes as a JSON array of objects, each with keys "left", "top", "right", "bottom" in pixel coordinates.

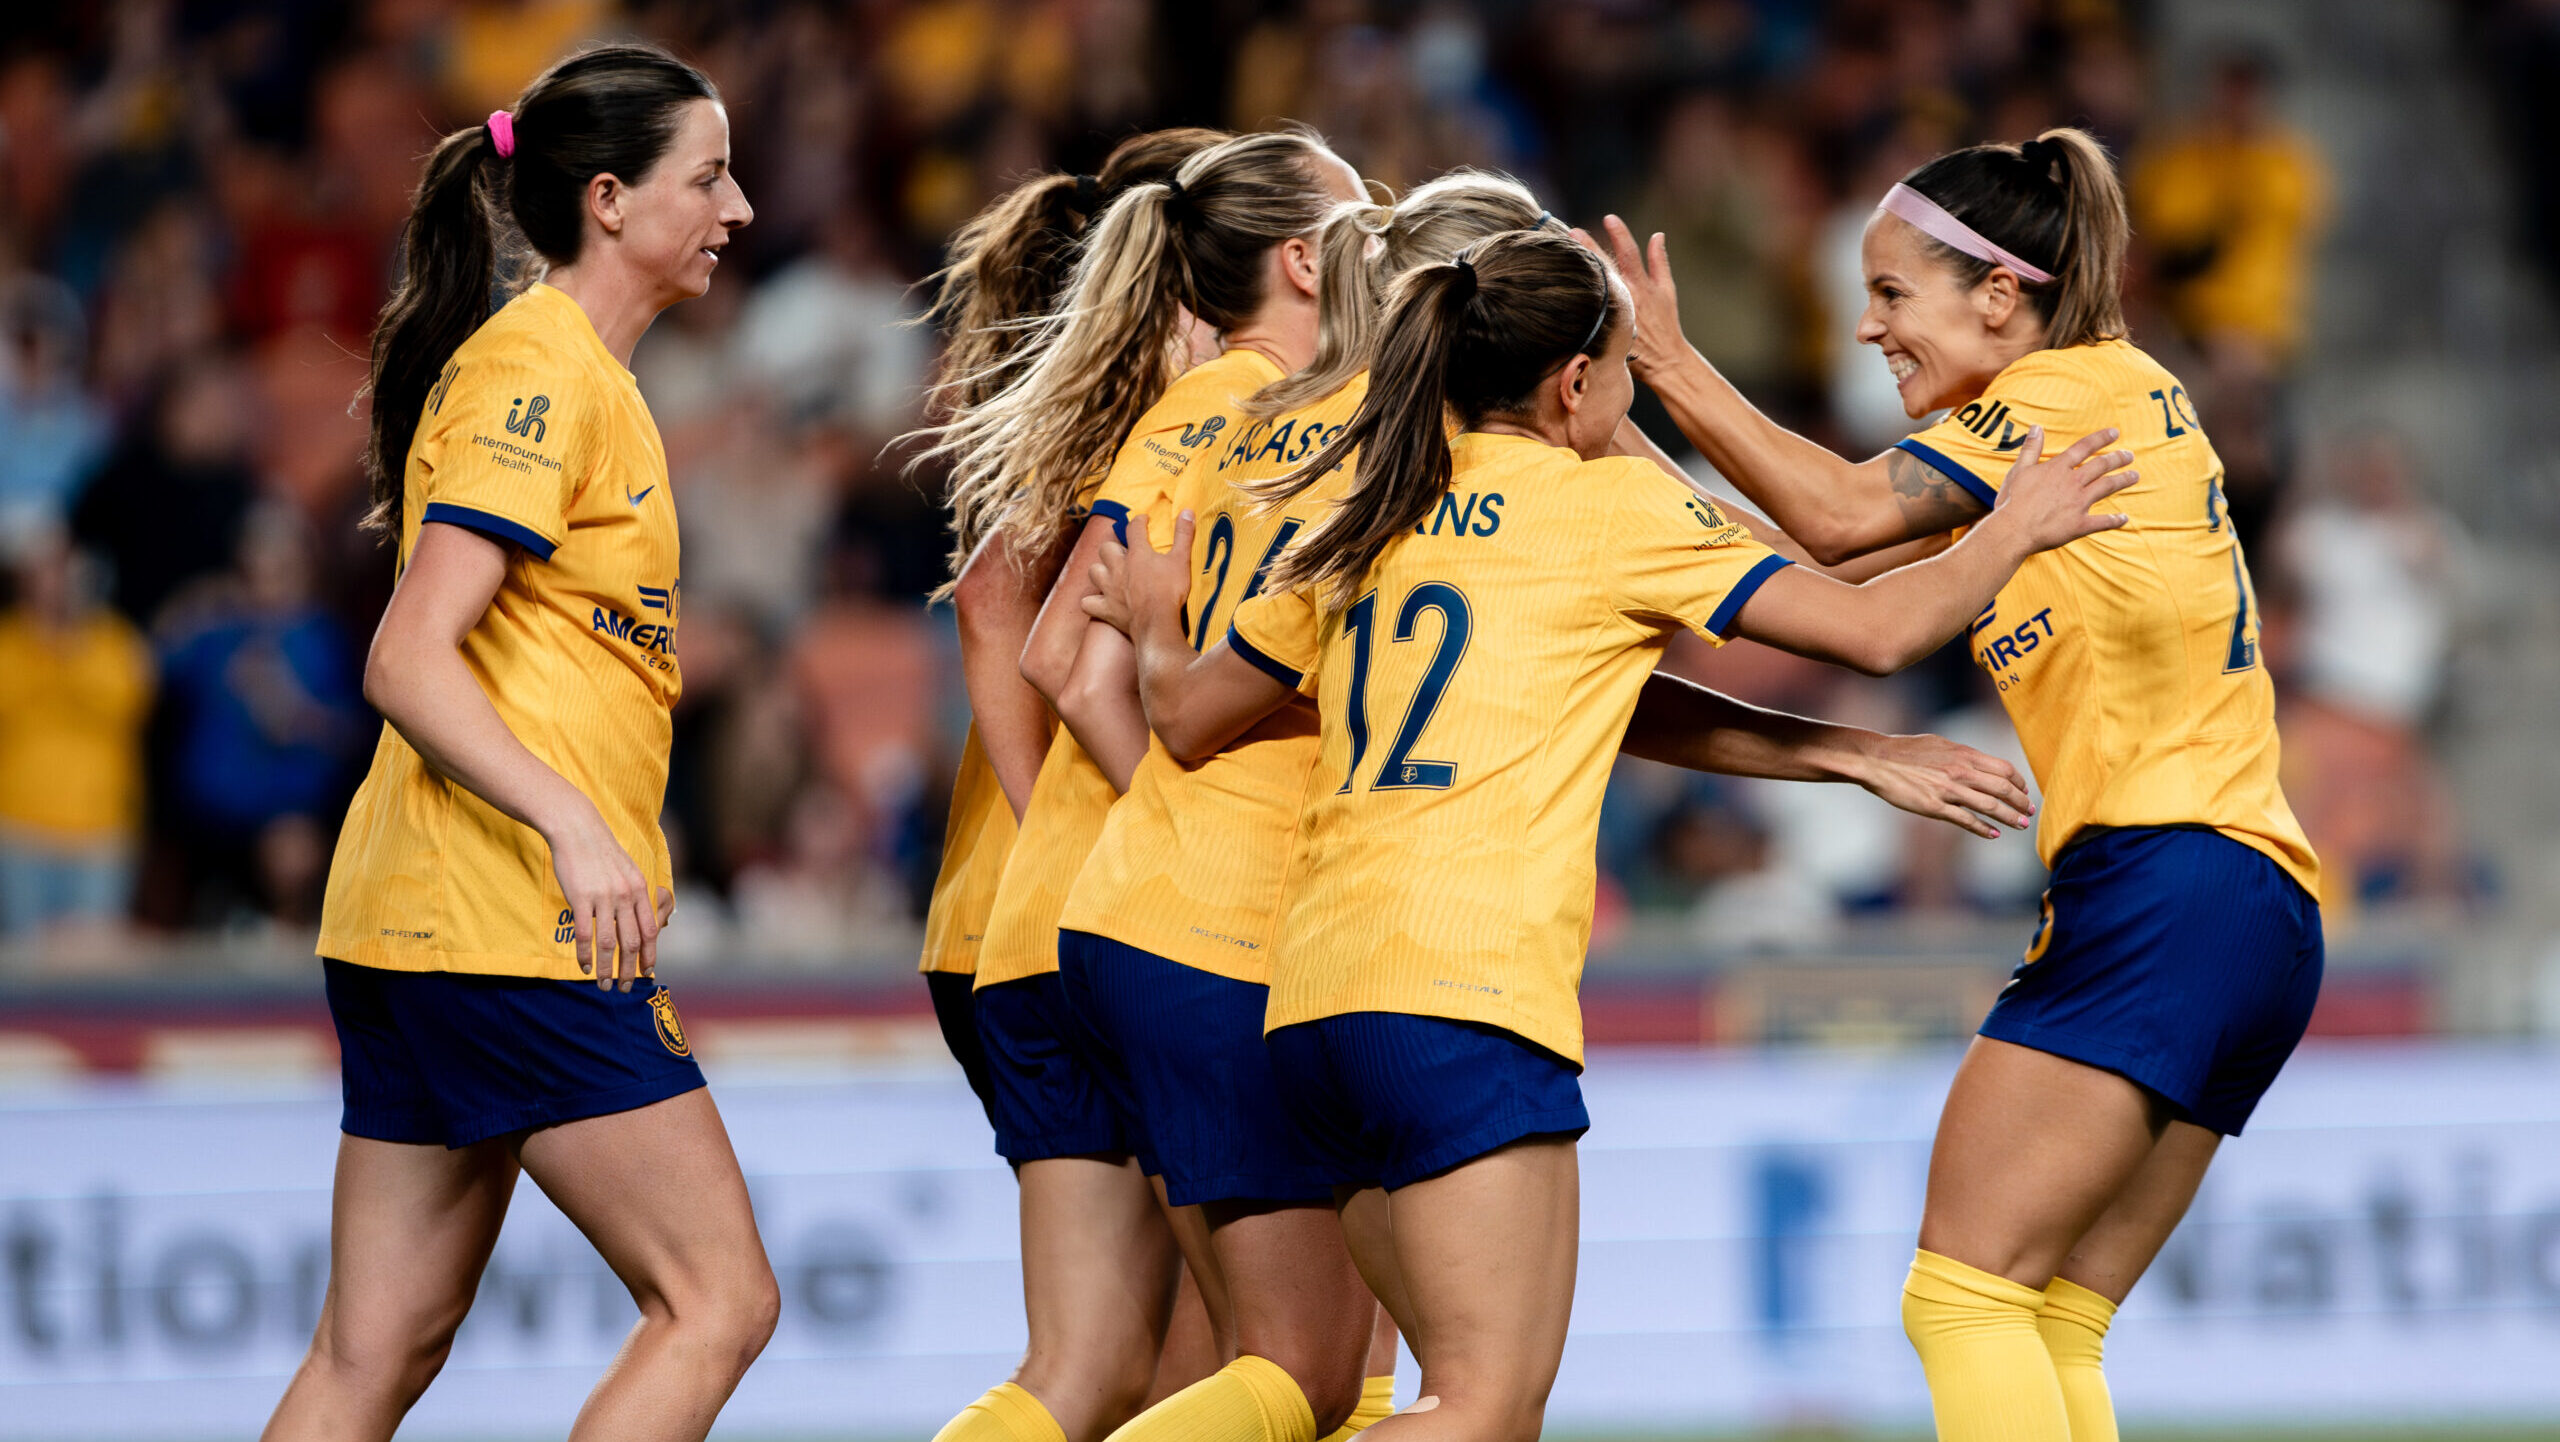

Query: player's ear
[
  {"left": 1557, "top": 353, "right": 1591, "bottom": 415},
  {"left": 1978, "top": 265, "right": 2020, "bottom": 329},
  {"left": 589, "top": 173, "right": 627, "bottom": 236}
]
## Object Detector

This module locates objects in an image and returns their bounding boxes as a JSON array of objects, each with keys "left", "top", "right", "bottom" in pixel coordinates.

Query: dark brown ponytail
[
  {"left": 1895, "top": 126, "right": 2128, "bottom": 348},
  {"left": 1256, "top": 228, "right": 1617, "bottom": 603},
  {"left": 358, "top": 44, "right": 717, "bottom": 537}
]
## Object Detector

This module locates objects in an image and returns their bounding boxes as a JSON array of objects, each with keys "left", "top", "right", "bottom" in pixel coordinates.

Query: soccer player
[
  {"left": 1074, "top": 177, "right": 2057, "bottom": 1442},
  {"left": 918, "top": 129, "right": 1366, "bottom": 1442},
  {"left": 266, "top": 47, "right": 770, "bottom": 1442},
  {"left": 1084, "top": 227, "right": 2134, "bottom": 1441},
  {"left": 1594, "top": 127, "right": 2325, "bottom": 1441}
]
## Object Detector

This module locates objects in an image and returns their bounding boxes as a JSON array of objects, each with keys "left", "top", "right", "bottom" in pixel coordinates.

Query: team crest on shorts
[{"left": 648, "top": 987, "right": 691, "bottom": 1057}]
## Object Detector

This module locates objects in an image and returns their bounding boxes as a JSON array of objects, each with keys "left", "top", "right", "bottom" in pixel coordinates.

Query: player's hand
[
  {"left": 1082, "top": 511, "right": 1195, "bottom": 638},
  {"left": 1848, "top": 733, "right": 2035, "bottom": 839},
  {"left": 1583, "top": 216, "right": 1687, "bottom": 375},
  {"left": 543, "top": 799, "right": 658, "bottom": 991},
  {"left": 1991, "top": 425, "right": 2138, "bottom": 554}
]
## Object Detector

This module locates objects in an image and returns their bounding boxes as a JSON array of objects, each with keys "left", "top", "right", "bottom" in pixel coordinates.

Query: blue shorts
[
  {"left": 1059, "top": 930, "right": 1333, "bottom": 1208},
  {"left": 325, "top": 958, "right": 706, "bottom": 1149},
  {"left": 1267, "top": 1012, "right": 1589, "bottom": 1192},
  {"left": 974, "top": 970, "right": 1153, "bottom": 1170},
  {"left": 927, "top": 970, "right": 998, "bottom": 1125},
  {"left": 1982, "top": 826, "right": 2324, "bottom": 1136}
]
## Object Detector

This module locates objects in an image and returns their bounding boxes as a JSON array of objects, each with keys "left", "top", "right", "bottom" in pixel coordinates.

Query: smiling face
[
  {"left": 1856, "top": 211, "right": 2042, "bottom": 417},
  {"left": 615, "top": 99, "right": 752, "bottom": 301}
]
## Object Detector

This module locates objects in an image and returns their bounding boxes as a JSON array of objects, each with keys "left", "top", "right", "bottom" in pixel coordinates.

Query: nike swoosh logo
[{"left": 627, "top": 485, "right": 657, "bottom": 506}]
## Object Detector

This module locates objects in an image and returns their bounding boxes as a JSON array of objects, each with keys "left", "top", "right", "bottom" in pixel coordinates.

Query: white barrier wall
[{"left": 6, "top": 1043, "right": 2560, "bottom": 1438}]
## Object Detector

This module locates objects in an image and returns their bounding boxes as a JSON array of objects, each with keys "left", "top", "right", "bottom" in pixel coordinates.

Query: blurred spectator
[
  {"left": 2130, "top": 48, "right": 2331, "bottom": 366},
  {"left": 0, "top": 528, "right": 153, "bottom": 942},
  {"left": 153, "top": 503, "right": 366, "bottom": 927},
  {"left": 72, "top": 352, "right": 256, "bottom": 629},
  {"left": 1628, "top": 95, "right": 1807, "bottom": 401},
  {"left": 0, "top": 273, "right": 109, "bottom": 536},
  {"left": 731, "top": 208, "right": 929, "bottom": 433}
]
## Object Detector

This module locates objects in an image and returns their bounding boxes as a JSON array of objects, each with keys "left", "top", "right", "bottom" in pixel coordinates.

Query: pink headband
[
  {"left": 486, "top": 110, "right": 515, "bottom": 158},
  {"left": 1877, "top": 182, "right": 2052, "bottom": 284}
]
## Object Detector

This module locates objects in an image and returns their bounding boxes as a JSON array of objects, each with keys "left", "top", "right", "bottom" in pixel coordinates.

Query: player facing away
[
  {"left": 1594, "top": 127, "right": 2325, "bottom": 1441},
  {"left": 265, "top": 46, "right": 772, "bottom": 1442},
  {"left": 915, "top": 128, "right": 1367, "bottom": 1442},
  {"left": 1083, "top": 228, "right": 2135, "bottom": 1442},
  {"left": 1077, "top": 175, "right": 2066, "bottom": 1442},
  {"left": 912, "top": 130, "right": 1229, "bottom": 1380}
]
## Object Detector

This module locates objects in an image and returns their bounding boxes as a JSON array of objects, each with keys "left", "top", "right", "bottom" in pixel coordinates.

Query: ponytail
[
  {"left": 359, "top": 126, "right": 500, "bottom": 534},
  {"left": 1247, "top": 168, "right": 1553, "bottom": 419},
  {"left": 357, "top": 43, "right": 717, "bottom": 538},
  {"left": 1258, "top": 228, "right": 1617, "bottom": 603},
  {"left": 1894, "top": 126, "right": 2128, "bottom": 348},
  {"left": 920, "top": 129, "right": 1344, "bottom": 577}
]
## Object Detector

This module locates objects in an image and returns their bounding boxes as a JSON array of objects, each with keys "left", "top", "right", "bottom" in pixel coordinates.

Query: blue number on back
[
  {"left": 1191, "top": 514, "right": 1237, "bottom": 651},
  {"left": 2205, "top": 473, "right": 2258, "bottom": 672},
  {"left": 1335, "top": 591, "right": 1377, "bottom": 793},
  {"left": 1372, "top": 583, "right": 1471, "bottom": 790}
]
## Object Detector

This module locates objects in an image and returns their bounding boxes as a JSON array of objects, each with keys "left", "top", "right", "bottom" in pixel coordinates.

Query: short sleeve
[
  {"left": 1227, "top": 585, "right": 1322, "bottom": 695},
  {"left": 1605, "top": 461, "right": 1793, "bottom": 645},
  {"left": 1892, "top": 358, "right": 2105, "bottom": 512},
  {"left": 1087, "top": 356, "right": 1265, "bottom": 546},
  {"left": 410, "top": 347, "right": 586, "bottom": 560}
]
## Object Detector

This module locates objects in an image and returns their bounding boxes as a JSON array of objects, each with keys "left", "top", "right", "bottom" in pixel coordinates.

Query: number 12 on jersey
[{"left": 1337, "top": 581, "right": 1473, "bottom": 792}]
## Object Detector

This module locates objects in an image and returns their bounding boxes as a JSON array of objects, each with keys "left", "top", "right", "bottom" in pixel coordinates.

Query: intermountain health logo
[{"left": 506, "top": 394, "right": 550, "bottom": 443}]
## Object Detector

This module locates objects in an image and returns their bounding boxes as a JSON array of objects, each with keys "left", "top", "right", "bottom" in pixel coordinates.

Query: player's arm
[
  {"left": 1019, "top": 510, "right": 1152, "bottom": 791},
  {"left": 1610, "top": 417, "right": 1953, "bottom": 582},
  {"left": 1727, "top": 425, "right": 2135, "bottom": 675},
  {"left": 1623, "top": 673, "right": 2032, "bottom": 838},
  {"left": 365, "top": 522, "right": 665, "bottom": 989},
  {"left": 952, "top": 524, "right": 1067, "bottom": 818},
  {"left": 1590, "top": 218, "right": 1990, "bottom": 564},
  {"left": 1081, "top": 511, "right": 1295, "bottom": 762}
]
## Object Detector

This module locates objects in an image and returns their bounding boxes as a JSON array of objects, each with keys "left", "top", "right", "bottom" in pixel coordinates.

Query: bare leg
[
  {"left": 1145, "top": 1255, "right": 1228, "bottom": 1406},
  {"left": 1012, "top": 1155, "right": 1187, "bottom": 1442},
  {"left": 1206, "top": 1199, "right": 1379, "bottom": 1433},
  {"left": 2057, "top": 1120, "right": 2221, "bottom": 1302},
  {"left": 515, "top": 1088, "right": 779, "bottom": 1442},
  {"left": 1347, "top": 1139, "right": 1579, "bottom": 1442},
  {"left": 1335, "top": 1185, "right": 1416, "bottom": 1344},
  {"left": 261, "top": 1136, "right": 518, "bottom": 1442},
  {"left": 1917, "top": 1037, "right": 2165, "bottom": 1286}
]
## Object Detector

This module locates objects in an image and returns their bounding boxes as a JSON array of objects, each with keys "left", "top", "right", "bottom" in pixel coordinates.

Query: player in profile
[
  {"left": 264, "top": 46, "right": 771, "bottom": 1442},
  {"left": 915, "top": 128, "right": 1365, "bottom": 1442},
  {"left": 1594, "top": 127, "right": 2325, "bottom": 1441},
  {"left": 1082, "top": 227, "right": 2134, "bottom": 1442},
  {"left": 1072, "top": 175, "right": 2063, "bottom": 1442},
  {"left": 913, "top": 128, "right": 1229, "bottom": 1395}
]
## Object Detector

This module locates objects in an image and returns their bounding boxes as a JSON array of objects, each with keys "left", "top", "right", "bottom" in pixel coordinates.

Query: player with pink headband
[{"left": 1593, "top": 127, "right": 2324, "bottom": 1441}]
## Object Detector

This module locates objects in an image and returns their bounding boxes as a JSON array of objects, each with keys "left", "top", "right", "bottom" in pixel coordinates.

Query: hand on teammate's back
[
  {"left": 1990, "top": 426, "right": 2139, "bottom": 553},
  {"left": 1081, "top": 510, "right": 1197, "bottom": 639}
]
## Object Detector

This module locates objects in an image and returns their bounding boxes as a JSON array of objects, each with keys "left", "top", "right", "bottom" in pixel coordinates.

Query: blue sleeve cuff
[
  {"left": 1705, "top": 553, "right": 1794, "bottom": 639},
  {"left": 1893, "top": 439, "right": 2000, "bottom": 511},
  {"left": 1225, "top": 622, "right": 1305, "bottom": 690},
  {"left": 1089, "top": 498, "right": 1131, "bottom": 545},
  {"left": 421, "top": 502, "right": 558, "bottom": 561}
]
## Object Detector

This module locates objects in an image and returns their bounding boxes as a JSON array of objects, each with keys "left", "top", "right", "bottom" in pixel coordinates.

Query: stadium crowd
[{"left": 0, "top": 0, "right": 2477, "bottom": 966}]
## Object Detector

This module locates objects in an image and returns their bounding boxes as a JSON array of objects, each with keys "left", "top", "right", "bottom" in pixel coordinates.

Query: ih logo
[
  {"left": 506, "top": 394, "right": 550, "bottom": 443},
  {"left": 1177, "top": 416, "right": 1227, "bottom": 449},
  {"left": 649, "top": 987, "right": 691, "bottom": 1057}
]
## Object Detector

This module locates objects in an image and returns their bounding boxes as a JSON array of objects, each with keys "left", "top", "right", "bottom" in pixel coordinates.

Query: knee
[
  {"left": 312, "top": 1305, "right": 462, "bottom": 1403},
  {"left": 659, "top": 1262, "right": 781, "bottom": 1375}
]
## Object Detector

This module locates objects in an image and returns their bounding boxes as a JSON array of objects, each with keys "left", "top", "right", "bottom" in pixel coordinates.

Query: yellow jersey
[
  {"left": 0, "top": 610, "right": 153, "bottom": 845},
  {"left": 1061, "top": 375, "right": 1367, "bottom": 983},
  {"left": 1231, "top": 433, "right": 1790, "bottom": 1063},
  {"left": 1894, "top": 337, "right": 2319, "bottom": 897},
  {"left": 918, "top": 726, "right": 1017, "bottom": 975},
  {"left": 318, "top": 282, "right": 681, "bottom": 978},
  {"left": 973, "top": 346, "right": 1286, "bottom": 988}
]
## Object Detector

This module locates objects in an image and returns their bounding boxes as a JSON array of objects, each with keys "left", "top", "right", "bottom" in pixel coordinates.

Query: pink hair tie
[
  {"left": 1878, "top": 182, "right": 2053, "bottom": 284},
  {"left": 486, "top": 110, "right": 515, "bottom": 158}
]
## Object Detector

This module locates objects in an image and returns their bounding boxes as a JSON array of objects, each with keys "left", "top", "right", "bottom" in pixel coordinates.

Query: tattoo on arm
[{"left": 1885, "top": 449, "right": 1991, "bottom": 538}]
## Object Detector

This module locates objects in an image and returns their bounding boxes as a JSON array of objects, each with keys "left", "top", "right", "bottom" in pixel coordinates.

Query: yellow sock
[
  {"left": 1901, "top": 1249, "right": 2070, "bottom": 1442},
  {"left": 1319, "top": 1374, "right": 1398, "bottom": 1439},
  {"left": 1105, "top": 1354, "right": 1316, "bottom": 1442},
  {"left": 933, "top": 1382, "right": 1067, "bottom": 1442},
  {"left": 2037, "top": 1277, "right": 2120, "bottom": 1442}
]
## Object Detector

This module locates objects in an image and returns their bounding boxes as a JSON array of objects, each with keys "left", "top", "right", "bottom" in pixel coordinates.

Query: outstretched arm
[
  {"left": 1623, "top": 672, "right": 2032, "bottom": 838},
  {"left": 1588, "top": 218, "right": 1989, "bottom": 564},
  {"left": 1611, "top": 418, "right": 1954, "bottom": 582}
]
